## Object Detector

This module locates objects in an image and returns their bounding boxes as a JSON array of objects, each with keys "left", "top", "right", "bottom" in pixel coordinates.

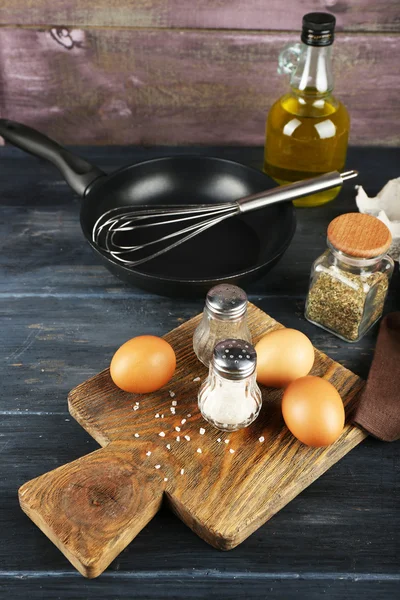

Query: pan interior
[{"left": 81, "top": 157, "right": 294, "bottom": 281}]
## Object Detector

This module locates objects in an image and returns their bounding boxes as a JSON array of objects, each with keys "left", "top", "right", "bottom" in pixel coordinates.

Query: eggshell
[
  {"left": 282, "top": 376, "right": 345, "bottom": 447},
  {"left": 110, "top": 335, "right": 176, "bottom": 394},
  {"left": 255, "top": 328, "right": 314, "bottom": 388}
]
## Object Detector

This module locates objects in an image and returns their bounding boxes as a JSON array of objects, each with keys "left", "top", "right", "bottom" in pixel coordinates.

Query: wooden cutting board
[{"left": 18, "top": 303, "right": 367, "bottom": 578}]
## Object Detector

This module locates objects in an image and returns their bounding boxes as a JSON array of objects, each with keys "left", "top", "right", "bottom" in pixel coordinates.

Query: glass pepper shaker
[
  {"left": 193, "top": 284, "right": 251, "bottom": 367},
  {"left": 305, "top": 213, "right": 394, "bottom": 342},
  {"left": 198, "top": 339, "right": 262, "bottom": 431}
]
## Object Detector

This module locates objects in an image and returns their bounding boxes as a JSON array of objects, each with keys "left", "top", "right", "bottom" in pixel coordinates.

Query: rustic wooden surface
[
  {"left": 19, "top": 304, "right": 366, "bottom": 577},
  {"left": 0, "top": 27, "right": 399, "bottom": 147},
  {"left": 1, "top": 146, "right": 400, "bottom": 596},
  {"left": 2, "top": 0, "right": 400, "bottom": 31}
]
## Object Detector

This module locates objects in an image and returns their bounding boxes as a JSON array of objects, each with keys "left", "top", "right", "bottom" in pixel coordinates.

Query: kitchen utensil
[
  {"left": 19, "top": 303, "right": 366, "bottom": 578},
  {"left": 92, "top": 170, "right": 358, "bottom": 267},
  {"left": 0, "top": 118, "right": 297, "bottom": 297}
]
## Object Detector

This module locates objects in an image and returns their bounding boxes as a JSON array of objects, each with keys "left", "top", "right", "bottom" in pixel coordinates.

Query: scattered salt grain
[
  {"left": 135, "top": 401, "right": 139, "bottom": 406},
  {"left": 146, "top": 451, "right": 152, "bottom": 456},
  {"left": 170, "top": 407, "right": 176, "bottom": 414},
  {"left": 134, "top": 433, "right": 140, "bottom": 438},
  {"left": 164, "top": 477, "right": 168, "bottom": 482},
  {"left": 155, "top": 413, "right": 160, "bottom": 418},
  {"left": 180, "top": 468, "right": 185, "bottom": 475},
  {"left": 229, "top": 449, "right": 235, "bottom": 454},
  {"left": 155, "top": 465, "right": 161, "bottom": 469},
  {"left": 224, "top": 439, "right": 229, "bottom": 444},
  {"left": 172, "top": 400, "right": 177, "bottom": 406},
  {"left": 161, "top": 414, "right": 164, "bottom": 418},
  {"left": 176, "top": 436, "right": 181, "bottom": 441},
  {"left": 181, "top": 418, "right": 186, "bottom": 425},
  {"left": 133, "top": 405, "right": 139, "bottom": 411},
  {"left": 199, "top": 427, "right": 205, "bottom": 435},
  {"left": 169, "top": 391, "right": 175, "bottom": 398},
  {"left": 217, "top": 438, "right": 221, "bottom": 443},
  {"left": 259, "top": 436, "right": 265, "bottom": 443},
  {"left": 159, "top": 432, "right": 165, "bottom": 437},
  {"left": 166, "top": 444, "right": 171, "bottom": 450},
  {"left": 193, "top": 376, "right": 201, "bottom": 382},
  {"left": 175, "top": 426, "right": 181, "bottom": 432},
  {"left": 197, "top": 448, "right": 202, "bottom": 454},
  {"left": 184, "top": 435, "right": 190, "bottom": 441},
  {"left": 187, "top": 413, "right": 192, "bottom": 418}
]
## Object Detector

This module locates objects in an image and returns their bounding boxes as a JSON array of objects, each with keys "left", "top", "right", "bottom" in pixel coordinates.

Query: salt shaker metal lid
[
  {"left": 213, "top": 339, "right": 256, "bottom": 380},
  {"left": 205, "top": 284, "right": 248, "bottom": 319}
]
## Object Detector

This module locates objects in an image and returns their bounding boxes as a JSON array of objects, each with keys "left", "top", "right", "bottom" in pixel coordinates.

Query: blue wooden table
[{"left": 1, "top": 145, "right": 399, "bottom": 599}]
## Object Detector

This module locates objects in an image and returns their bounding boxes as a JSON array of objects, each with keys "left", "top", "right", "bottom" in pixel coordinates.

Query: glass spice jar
[
  {"left": 305, "top": 213, "right": 394, "bottom": 342},
  {"left": 198, "top": 339, "right": 262, "bottom": 431},
  {"left": 193, "top": 284, "right": 251, "bottom": 367}
]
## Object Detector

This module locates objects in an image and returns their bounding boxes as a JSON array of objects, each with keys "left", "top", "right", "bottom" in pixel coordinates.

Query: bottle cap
[
  {"left": 301, "top": 12, "right": 336, "bottom": 47},
  {"left": 213, "top": 339, "right": 256, "bottom": 380},
  {"left": 205, "top": 284, "right": 248, "bottom": 319},
  {"left": 327, "top": 213, "right": 392, "bottom": 258}
]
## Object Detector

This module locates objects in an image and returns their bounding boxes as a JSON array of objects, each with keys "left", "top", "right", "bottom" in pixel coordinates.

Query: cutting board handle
[{"left": 18, "top": 442, "right": 165, "bottom": 578}]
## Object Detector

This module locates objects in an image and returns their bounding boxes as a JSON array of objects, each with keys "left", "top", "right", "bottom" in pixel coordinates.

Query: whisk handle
[
  {"left": 0, "top": 119, "right": 105, "bottom": 197},
  {"left": 237, "top": 170, "right": 358, "bottom": 213}
]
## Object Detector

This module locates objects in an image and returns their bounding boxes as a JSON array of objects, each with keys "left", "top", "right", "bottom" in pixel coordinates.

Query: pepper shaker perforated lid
[
  {"left": 327, "top": 213, "right": 392, "bottom": 258},
  {"left": 205, "top": 284, "right": 248, "bottom": 319}
]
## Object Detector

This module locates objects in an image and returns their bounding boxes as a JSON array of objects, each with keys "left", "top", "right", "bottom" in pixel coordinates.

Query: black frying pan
[{"left": 0, "top": 119, "right": 295, "bottom": 297}]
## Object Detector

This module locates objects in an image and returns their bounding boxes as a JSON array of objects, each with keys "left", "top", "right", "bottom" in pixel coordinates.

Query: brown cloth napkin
[{"left": 353, "top": 312, "right": 400, "bottom": 441}]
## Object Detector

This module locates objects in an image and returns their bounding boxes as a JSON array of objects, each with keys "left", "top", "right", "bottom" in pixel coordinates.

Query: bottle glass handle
[{"left": 278, "top": 42, "right": 302, "bottom": 75}]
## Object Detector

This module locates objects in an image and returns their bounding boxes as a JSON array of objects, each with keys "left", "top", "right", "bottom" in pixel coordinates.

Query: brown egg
[
  {"left": 110, "top": 335, "right": 176, "bottom": 394},
  {"left": 282, "top": 376, "right": 345, "bottom": 447},
  {"left": 255, "top": 328, "right": 314, "bottom": 388}
]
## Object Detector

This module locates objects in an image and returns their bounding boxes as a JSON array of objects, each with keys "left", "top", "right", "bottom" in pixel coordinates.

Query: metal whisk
[{"left": 92, "top": 170, "right": 358, "bottom": 268}]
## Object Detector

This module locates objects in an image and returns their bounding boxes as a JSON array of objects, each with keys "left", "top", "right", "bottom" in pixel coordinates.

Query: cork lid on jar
[{"left": 327, "top": 213, "right": 392, "bottom": 258}]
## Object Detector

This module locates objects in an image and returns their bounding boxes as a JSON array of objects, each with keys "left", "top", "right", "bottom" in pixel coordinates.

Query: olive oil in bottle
[{"left": 264, "top": 13, "right": 350, "bottom": 207}]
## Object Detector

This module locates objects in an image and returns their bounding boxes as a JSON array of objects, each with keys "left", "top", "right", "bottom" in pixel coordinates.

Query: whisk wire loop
[
  {"left": 92, "top": 203, "right": 239, "bottom": 268},
  {"left": 91, "top": 171, "right": 357, "bottom": 269}
]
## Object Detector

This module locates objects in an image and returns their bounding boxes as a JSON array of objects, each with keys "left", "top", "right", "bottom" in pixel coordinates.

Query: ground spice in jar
[
  {"left": 306, "top": 268, "right": 389, "bottom": 341},
  {"left": 305, "top": 213, "right": 394, "bottom": 342}
]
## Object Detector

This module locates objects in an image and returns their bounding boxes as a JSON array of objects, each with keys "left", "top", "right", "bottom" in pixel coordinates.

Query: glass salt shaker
[
  {"left": 305, "top": 213, "right": 394, "bottom": 342},
  {"left": 193, "top": 284, "right": 251, "bottom": 367},
  {"left": 198, "top": 339, "right": 262, "bottom": 431}
]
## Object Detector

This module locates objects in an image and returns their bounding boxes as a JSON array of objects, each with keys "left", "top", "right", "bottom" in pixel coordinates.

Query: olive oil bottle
[{"left": 264, "top": 13, "right": 350, "bottom": 207}]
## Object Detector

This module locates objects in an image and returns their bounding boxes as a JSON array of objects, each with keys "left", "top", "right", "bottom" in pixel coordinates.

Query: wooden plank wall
[{"left": 0, "top": 1, "right": 399, "bottom": 146}]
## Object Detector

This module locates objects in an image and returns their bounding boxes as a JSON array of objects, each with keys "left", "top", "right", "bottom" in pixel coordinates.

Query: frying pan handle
[{"left": 0, "top": 119, "right": 105, "bottom": 196}]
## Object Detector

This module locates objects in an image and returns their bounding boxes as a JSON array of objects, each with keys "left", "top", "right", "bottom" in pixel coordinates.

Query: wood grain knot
[
  {"left": 61, "top": 462, "right": 135, "bottom": 528},
  {"left": 49, "top": 27, "right": 85, "bottom": 50}
]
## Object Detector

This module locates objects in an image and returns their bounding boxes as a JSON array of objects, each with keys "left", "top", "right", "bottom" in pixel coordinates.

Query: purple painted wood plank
[
  {"left": 1, "top": 0, "right": 400, "bottom": 32},
  {"left": 0, "top": 28, "right": 398, "bottom": 146}
]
